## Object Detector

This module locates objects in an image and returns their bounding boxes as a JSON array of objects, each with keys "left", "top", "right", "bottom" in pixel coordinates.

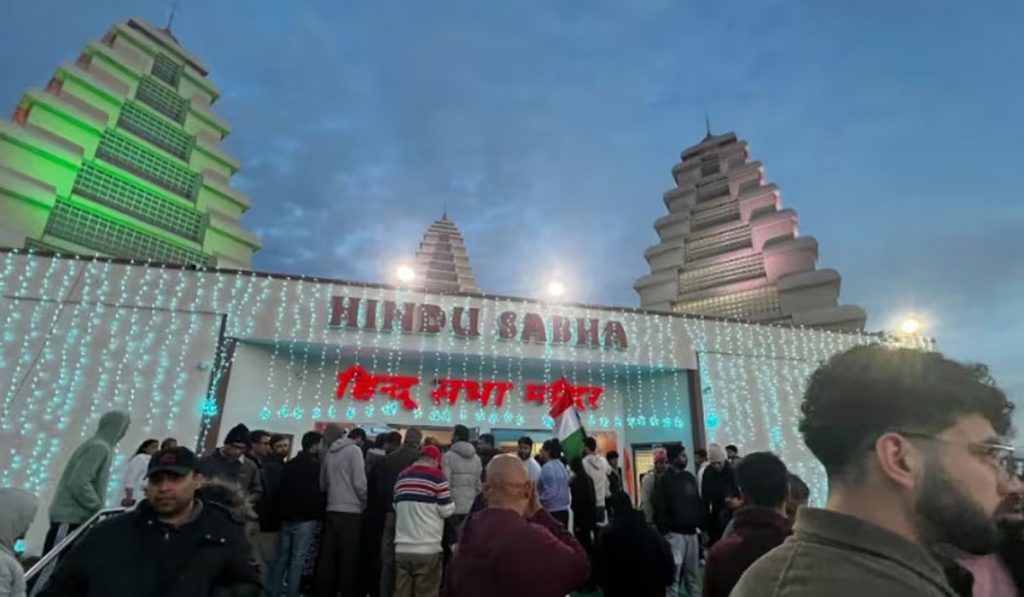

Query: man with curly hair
[{"left": 733, "top": 345, "right": 1016, "bottom": 597}]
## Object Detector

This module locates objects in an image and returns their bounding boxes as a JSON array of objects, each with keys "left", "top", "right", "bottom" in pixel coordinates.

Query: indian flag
[{"left": 550, "top": 380, "right": 586, "bottom": 461}]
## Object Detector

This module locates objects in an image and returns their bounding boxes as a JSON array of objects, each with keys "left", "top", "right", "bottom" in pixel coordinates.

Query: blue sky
[{"left": 3, "top": 1, "right": 1021, "bottom": 420}]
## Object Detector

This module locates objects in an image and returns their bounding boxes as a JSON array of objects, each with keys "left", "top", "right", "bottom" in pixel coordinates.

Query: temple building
[
  {"left": 635, "top": 131, "right": 866, "bottom": 330},
  {"left": 0, "top": 18, "right": 260, "bottom": 268},
  {"left": 412, "top": 213, "right": 481, "bottom": 294}
]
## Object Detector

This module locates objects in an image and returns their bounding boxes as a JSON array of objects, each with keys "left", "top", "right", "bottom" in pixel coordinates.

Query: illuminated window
[
  {"left": 691, "top": 202, "right": 740, "bottom": 231},
  {"left": 118, "top": 102, "right": 194, "bottom": 160},
  {"left": 135, "top": 76, "right": 187, "bottom": 124},
  {"left": 686, "top": 224, "right": 753, "bottom": 261},
  {"left": 45, "top": 200, "right": 210, "bottom": 265},
  {"left": 73, "top": 162, "right": 205, "bottom": 242},
  {"left": 150, "top": 54, "right": 182, "bottom": 88},
  {"left": 674, "top": 286, "right": 781, "bottom": 319},
  {"left": 95, "top": 131, "right": 198, "bottom": 199},
  {"left": 679, "top": 254, "right": 765, "bottom": 292}
]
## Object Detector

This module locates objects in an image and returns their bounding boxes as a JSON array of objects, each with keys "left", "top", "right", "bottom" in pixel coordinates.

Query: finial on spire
[
  {"left": 442, "top": 203, "right": 448, "bottom": 220},
  {"left": 704, "top": 113, "right": 712, "bottom": 139},
  {"left": 166, "top": 0, "right": 182, "bottom": 31}
]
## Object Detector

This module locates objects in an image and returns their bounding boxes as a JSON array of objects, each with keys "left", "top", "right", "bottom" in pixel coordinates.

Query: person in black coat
[
  {"left": 39, "top": 446, "right": 260, "bottom": 597},
  {"left": 569, "top": 458, "right": 598, "bottom": 553},
  {"left": 368, "top": 428, "right": 423, "bottom": 597},
  {"left": 268, "top": 431, "right": 323, "bottom": 597},
  {"left": 700, "top": 446, "right": 736, "bottom": 546},
  {"left": 594, "top": 491, "right": 675, "bottom": 597}
]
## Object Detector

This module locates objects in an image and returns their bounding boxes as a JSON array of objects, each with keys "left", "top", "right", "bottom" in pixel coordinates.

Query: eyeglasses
[{"left": 896, "top": 430, "right": 1017, "bottom": 480}]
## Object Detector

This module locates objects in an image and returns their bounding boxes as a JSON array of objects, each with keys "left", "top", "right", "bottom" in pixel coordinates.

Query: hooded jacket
[
  {"left": 38, "top": 495, "right": 260, "bottom": 597},
  {"left": 49, "top": 410, "right": 130, "bottom": 525},
  {"left": 0, "top": 488, "right": 39, "bottom": 597},
  {"left": 441, "top": 442, "right": 482, "bottom": 515},
  {"left": 321, "top": 438, "right": 367, "bottom": 514},
  {"left": 583, "top": 454, "right": 612, "bottom": 502}
]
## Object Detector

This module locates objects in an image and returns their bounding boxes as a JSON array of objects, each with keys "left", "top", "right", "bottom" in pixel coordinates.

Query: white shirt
[
  {"left": 522, "top": 456, "right": 542, "bottom": 484},
  {"left": 696, "top": 462, "right": 709, "bottom": 497},
  {"left": 583, "top": 454, "right": 612, "bottom": 501},
  {"left": 122, "top": 453, "right": 150, "bottom": 499}
]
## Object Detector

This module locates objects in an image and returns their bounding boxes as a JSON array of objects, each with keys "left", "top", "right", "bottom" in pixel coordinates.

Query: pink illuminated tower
[
  {"left": 413, "top": 213, "right": 481, "bottom": 294},
  {"left": 635, "top": 131, "right": 866, "bottom": 330}
]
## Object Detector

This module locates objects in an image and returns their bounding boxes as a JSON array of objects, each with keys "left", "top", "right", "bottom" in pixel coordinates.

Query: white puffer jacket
[{"left": 441, "top": 442, "right": 482, "bottom": 515}]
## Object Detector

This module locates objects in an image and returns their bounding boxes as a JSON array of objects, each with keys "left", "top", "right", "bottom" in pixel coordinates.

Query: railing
[{"left": 25, "top": 508, "right": 126, "bottom": 594}]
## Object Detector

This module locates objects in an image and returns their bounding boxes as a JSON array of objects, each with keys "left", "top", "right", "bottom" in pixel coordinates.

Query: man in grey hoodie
[
  {"left": 441, "top": 425, "right": 482, "bottom": 529},
  {"left": 31, "top": 410, "right": 129, "bottom": 594},
  {"left": 317, "top": 427, "right": 367, "bottom": 597},
  {"left": 0, "top": 488, "right": 39, "bottom": 597}
]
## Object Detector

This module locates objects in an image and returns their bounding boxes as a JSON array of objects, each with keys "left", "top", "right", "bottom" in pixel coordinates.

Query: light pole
[
  {"left": 546, "top": 280, "right": 566, "bottom": 299},
  {"left": 395, "top": 265, "right": 416, "bottom": 284}
]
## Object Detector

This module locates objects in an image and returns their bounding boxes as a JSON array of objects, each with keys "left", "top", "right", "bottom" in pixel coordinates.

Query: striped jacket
[{"left": 393, "top": 463, "right": 455, "bottom": 554}]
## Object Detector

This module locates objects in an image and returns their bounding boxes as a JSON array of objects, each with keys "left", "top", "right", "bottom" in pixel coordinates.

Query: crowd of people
[{"left": 0, "top": 344, "right": 1022, "bottom": 597}]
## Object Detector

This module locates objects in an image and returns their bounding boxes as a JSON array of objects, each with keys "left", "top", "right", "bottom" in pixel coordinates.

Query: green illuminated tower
[{"left": 0, "top": 18, "right": 260, "bottom": 268}]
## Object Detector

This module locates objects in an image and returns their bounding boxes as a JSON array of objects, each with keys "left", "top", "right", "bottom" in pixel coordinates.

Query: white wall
[{"left": 0, "top": 255, "right": 220, "bottom": 550}]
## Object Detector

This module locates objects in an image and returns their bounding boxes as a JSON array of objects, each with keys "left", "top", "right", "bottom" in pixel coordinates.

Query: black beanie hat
[{"left": 224, "top": 423, "right": 250, "bottom": 445}]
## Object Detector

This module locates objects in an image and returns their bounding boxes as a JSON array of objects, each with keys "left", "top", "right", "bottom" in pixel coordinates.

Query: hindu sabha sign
[{"left": 328, "top": 296, "right": 629, "bottom": 349}]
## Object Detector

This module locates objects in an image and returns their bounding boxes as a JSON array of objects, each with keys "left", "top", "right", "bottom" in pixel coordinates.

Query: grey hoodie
[
  {"left": 0, "top": 488, "right": 39, "bottom": 597},
  {"left": 49, "top": 410, "right": 130, "bottom": 524},
  {"left": 442, "top": 441, "right": 482, "bottom": 515},
  {"left": 321, "top": 438, "right": 367, "bottom": 513}
]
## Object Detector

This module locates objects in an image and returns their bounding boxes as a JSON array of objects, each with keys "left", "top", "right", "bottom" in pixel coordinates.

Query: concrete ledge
[
  {"left": 791, "top": 304, "right": 867, "bottom": 331},
  {"left": 0, "top": 165, "right": 58, "bottom": 209},
  {"left": 56, "top": 61, "right": 130, "bottom": 101},
  {"left": 190, "top": 101, "right": 230, "bottom": 137},
  {"left": 681, "top": 132, "right": 739, "bottom": 160},
  {"left": 777, "top": 268, "right": 841, "bottom": 292},
  {"left": 0, "top": 120, "right": 84, "bottom": 167},
  {"left": 193, "top": 136, "right": 241, "bottom": 174},
  {"left": 206, "top": 208, "right": 262, "bottom": 250},
  {"left": 643, "top": 238, "right": 685, "bottom": 261},
  {"left": 201, "top": 172, "right": 251, "bottom": 211},
  {"left": 24, "top": 88, "right": 108, "bottom": 131}
]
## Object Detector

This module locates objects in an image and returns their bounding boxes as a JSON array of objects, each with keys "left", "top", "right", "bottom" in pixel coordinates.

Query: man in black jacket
[
  {"left": 652, "top": 443, "right": 702, "bottom": 597},
  {"left": 267, "top": 431, "right": 322, "bottom": 597},
  {"left": 39, "top": 446, "right": 260, "bottom": 597},
  {"left": 368, "top": 427, "right": 422, "bottom": 597}
]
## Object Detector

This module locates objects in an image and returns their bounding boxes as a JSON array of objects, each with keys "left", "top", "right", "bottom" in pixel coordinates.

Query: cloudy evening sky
[{"left": 3, "top": 1, "right": 1021, "bottom": 421}]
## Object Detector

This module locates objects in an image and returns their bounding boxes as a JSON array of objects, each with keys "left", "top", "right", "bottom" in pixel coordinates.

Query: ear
[{"left": 873, "top": 432, "right": 921, "bottom": 490}]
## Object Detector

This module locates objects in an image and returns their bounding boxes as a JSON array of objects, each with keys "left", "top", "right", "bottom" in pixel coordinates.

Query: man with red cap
[
  {"left": 392, "top": 444, "right": 455, "bottom": 597},
  {"left": 642, "top": 448, "right": 669, "bottom": 522}
]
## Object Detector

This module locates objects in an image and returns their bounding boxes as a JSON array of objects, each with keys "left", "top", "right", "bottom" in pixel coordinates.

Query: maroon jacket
[
  {"left": 703, "top": 506, "right": 792, "bottom": 597},
  {"left": 444, "top": 507, "right": 589, "bottom": 597}
]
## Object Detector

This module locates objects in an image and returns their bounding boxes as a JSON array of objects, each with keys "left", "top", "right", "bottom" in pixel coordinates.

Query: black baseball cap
[{"left": 146, "top": 446, "right": 197, "bottom": 478}]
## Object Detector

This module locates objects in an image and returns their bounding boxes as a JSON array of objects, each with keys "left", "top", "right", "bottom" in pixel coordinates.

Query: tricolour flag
[{"left": 550, "top": 381, "right": 586, "bottom": 461}]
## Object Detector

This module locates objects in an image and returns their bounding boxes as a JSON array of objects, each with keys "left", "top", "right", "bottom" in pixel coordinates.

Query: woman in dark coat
[{"left": 594, "top": 491, "right": 675, "bottom": 597}]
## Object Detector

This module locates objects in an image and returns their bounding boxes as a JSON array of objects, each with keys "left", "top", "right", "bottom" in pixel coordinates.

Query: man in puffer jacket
[
  {"left": 441, "top": 426, "right": 482, "bottom": 529},
  {"left": 0, "top": 487, "right": 39, "bottom": 597},
  {"left": 38, "top": 446, "right": 260, "bottom": 597}
]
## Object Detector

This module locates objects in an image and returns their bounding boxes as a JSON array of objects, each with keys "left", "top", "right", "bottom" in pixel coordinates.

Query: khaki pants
[{"left": 394, "top": 552, "right": 443, "bottom": 597}]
